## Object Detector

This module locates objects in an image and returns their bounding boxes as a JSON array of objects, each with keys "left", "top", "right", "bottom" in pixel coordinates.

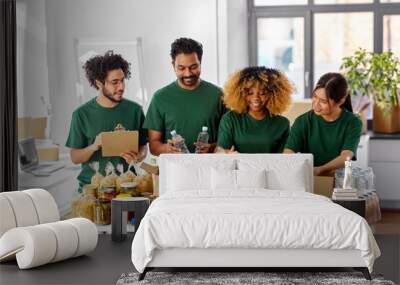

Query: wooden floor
[{"left": 372, "top": 209, "right": 400, "bottom": 235}]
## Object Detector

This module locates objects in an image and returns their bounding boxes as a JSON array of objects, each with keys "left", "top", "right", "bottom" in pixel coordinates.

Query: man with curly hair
[
  {"left": 144, "top": 38, "right": 225, "bottom": 155},
  {"left": 65, "top": 51, "right": 147, "bottom": 192},
  {"left": 216, "top": 66, "right": 292, "bottom": 153}
]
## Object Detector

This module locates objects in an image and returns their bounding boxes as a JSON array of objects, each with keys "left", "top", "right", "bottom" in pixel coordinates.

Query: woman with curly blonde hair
[{"left": 216, "top": 66, "right": 293, "bottom": 153}]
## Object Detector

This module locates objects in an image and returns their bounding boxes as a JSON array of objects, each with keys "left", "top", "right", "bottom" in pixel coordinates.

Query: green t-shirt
[
  {"left": 217, "top": 111, "right": 290, "bottom": 153},
  {"left": 144, "top": 80, "right": 225, "bottom": 153},
  {"left": 65, "top": 98, "right": 147, "bottom": 190},
  {"left": 285, "top": 109, "right": 362, "bottom": 167}
]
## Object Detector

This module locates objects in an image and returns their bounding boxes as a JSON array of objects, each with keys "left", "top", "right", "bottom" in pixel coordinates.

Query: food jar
[
  {"left": 93, "top": 199, "right": 111, "bottom": 225},
  {"left": 120, "top": 181, "right": 138, "bottom": 196},
  {"left": 98, "top": 187, "right": 116, "bottom": 201}
]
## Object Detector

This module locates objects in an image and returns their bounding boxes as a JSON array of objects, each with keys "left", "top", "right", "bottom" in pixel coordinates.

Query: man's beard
[
  {"left": 102, "top": 87, "right": 122, "bottom": 103},
  {"left": 179, "top": 75, "right": 200, "bottom": 87}
]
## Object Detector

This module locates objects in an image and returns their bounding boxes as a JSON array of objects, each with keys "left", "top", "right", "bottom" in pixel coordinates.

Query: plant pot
[{"left": 373, "top": 104, "right": 400, "bottom": 133}]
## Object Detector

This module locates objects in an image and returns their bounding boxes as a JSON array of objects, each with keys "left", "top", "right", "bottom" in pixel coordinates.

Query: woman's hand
[{"left": 214, "top": 146, "right": 238, "bottom": 154}]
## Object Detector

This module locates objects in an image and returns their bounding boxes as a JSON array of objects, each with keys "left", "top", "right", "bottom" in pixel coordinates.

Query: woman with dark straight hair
[{"left": 284, "top": 72, "right": 362, "bottom": 176}]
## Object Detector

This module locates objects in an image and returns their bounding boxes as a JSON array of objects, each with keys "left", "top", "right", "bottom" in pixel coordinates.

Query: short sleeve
[
  {"left": 342, "top": 115, "right": 362, "bottom": 154},
  {"left": 217, "top": 113, "right": 234, "bottom": 149},
  {"left": 276, "top": 119, "right": 290, "bottom": 153},
  {"left": 143, "top": 96, "right": 164, "bottom": 132},
  {"left": 65, "top": 111, "right": 87, "bottom": 149},
  {"left": 285, "top": 116, "right": 306, "bottom": 153}
]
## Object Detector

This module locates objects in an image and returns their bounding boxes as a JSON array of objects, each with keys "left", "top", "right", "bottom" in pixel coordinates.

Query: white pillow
[
  {"left": 211, "top": 168, "right": 236, "bottom": 190},
  {"left": 167, "top": 160, "right": 235, "bottom": 192},
  {"left": 238, "top": 159, "right": 307, "bottom": 191},
  {"left": 211, "top": 168, "right": 267, "bottom": 191},
  {"left": 236, "top": 169, "right": 267, "bottom": 189}
]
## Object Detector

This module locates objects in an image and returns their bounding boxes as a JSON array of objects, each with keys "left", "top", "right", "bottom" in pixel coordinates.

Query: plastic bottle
[
  {"left": 170, "top": 130, "right": 190, "bottom": 153},
  {"left": 195, "top": 126, "right": 209, "bottom": 153}
]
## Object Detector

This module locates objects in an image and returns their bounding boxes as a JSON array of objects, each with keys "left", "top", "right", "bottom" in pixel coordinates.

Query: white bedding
[{"left": 131, "top": 190, "right": 380, "bottom": 273}]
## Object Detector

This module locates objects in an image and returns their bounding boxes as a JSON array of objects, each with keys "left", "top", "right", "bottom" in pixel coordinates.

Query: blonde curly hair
[{"left": 223, "top": 67, "right": 293, "bottom": 115}]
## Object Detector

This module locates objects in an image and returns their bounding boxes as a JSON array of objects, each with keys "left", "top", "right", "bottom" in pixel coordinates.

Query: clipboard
[{"left": 101, "top": 130, "right": 139, "bottom": 157}]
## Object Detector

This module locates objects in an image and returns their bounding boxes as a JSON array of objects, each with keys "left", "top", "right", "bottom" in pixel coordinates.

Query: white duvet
[{"left": 131, "top": 190, "right": 380, "bottom": 273}]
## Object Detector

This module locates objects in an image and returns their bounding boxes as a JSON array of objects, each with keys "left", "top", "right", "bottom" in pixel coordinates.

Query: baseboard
[{"left": 381, "top": 200, "right": 400, "bottom": 210}]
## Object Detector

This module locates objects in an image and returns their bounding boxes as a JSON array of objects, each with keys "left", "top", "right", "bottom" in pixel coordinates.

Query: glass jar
[
  {"left": 93, "top": 199, "right": 111, "bottom": 225},
  {"left": 137, "top": 174, "right": 153, "bottom": 194},
  {"left": 120, "top": 181, "right": 138, "bottom": 197},
  {"left": 98, "top": 187, "right": 116, "bottom": 201},
  {"left": 71, "top": 195, "right": 81, "bottom": 218},
  {"left": 82, "top": 184, "right": 97, "bottom": 197},
  {"left": 77, "top": 190, "right": 96, "bottom": 222}
]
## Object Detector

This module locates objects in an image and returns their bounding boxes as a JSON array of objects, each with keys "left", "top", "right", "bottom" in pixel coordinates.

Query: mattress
[{"left": 131, "top": 190, "right": 380, "bottom": 273}]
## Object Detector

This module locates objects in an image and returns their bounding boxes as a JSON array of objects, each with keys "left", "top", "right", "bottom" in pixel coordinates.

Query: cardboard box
[
  {"left": 283, "top": 100, "right": 312, "bottom": 125},
  {"left": 30, "top": 117, "right": 47, "bottom": 139},
  {"left": 37, "top": 146, "right": 59, "bottom": 161},
  {"left": 18, "top": 117, "right": 47, "bottom": 139},
  {"left": 101, "top": 130, "right": 138, "bottom": 157},
  {"left": 314, "top": 176, "right": 335, "bottom": 198},
  {"left": 18, "top": 117, "right": 31, "bottom": 139}
]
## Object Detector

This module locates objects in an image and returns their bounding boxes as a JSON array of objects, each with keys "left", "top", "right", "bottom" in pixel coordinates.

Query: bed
[{"left": 131, "top": 154, "right": 380, "bottom": 280}]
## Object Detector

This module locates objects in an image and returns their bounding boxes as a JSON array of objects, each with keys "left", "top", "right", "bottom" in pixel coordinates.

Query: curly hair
[
  {"left": 223, "top": 66, "right": 293, "bottom": 115},
  {"left": 83, "top": 50, "right": 131, "bottom": 90},
  {"left": 170, "top": 38, "right": 203, "bottom": 62}
]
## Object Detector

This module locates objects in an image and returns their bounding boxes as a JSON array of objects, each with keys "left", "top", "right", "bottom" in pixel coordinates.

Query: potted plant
[{"left": 341, "top": 48, "right": 400, "bottom": 133}]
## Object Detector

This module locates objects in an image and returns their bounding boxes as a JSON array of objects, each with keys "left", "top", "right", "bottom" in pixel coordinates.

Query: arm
[
  {"left": 69, "top": 134, "right": 101, "bottom": 164},
  {"left": 314, "top": 149, "right": 354, "bottom": 176},
  {"left": 314, "top": 115, "right": 362, "bottom": 175},
  {"left": 148, "top": 129, "right": 179, "bottom": 156}
]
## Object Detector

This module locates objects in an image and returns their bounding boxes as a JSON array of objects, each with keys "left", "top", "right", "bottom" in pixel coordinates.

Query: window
[
  {"left": 383, "top": 15, "right": 400, "bottom": 55},
  {"left": 249, "top": 0, "right": 400, "bottom": 99},
  {"left": 254, "top": 0, "right": 307, "bottom": 6},
  {"left": 315, "top": 0, "right": 373, "bottom": 4},
  {"left": 314, "top": 12, "right": 373, "bottom": 83},
  {"left": 257, "top": 18, "right": 305, "bottom": 99}
]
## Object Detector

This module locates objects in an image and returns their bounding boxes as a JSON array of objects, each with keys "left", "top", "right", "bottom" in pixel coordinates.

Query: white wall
[
  {"left": 16, "top": 0, "right": 50, "bottom": 118},
  {"left": 17, "top": 0, "right": 249, "bottom": 146},
  {"left": 45, "top": 0, "right": 222, "bottom": 146},
  {"left": 227, "top": 0, "right": 249, "bottom": 75}
]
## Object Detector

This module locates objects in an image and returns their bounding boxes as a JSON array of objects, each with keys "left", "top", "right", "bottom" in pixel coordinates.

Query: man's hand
[
  {"left": 193, "top": 142, "right": 215, "bottom": 154},
  {"left": 90, "top": 134, "right": 102, "bottom": 152},
  {"left": 121, "top": 150, "right": 139, "bottom": 165},
  {"left": 164, "top": 139, "right": 181, "bottom": 153}
]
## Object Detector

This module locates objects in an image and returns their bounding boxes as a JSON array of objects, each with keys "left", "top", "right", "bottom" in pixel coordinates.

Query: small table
[
  {"left": 332, "top": 198, "right": 366, "bottom": 218},
  {"left": 111, "top": 197, "right": 150, "bottom": 242}
]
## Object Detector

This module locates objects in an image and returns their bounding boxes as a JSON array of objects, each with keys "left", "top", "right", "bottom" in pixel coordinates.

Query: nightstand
[
  {"left": 111, "top": 197, "right": 150, "bottom": 242},
  {"left": 332, "top": 198, "right": 366, "bottom": 218}
]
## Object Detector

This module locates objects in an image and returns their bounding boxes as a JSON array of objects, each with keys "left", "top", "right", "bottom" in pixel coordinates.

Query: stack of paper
[{"left": 332, "top": 188, "right": 359, "bottom": 200}]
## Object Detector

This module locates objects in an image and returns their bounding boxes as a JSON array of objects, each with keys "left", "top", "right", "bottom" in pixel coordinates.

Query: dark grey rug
[{"left": 116, "top": 271, "right": 396, "bottom": 285}]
